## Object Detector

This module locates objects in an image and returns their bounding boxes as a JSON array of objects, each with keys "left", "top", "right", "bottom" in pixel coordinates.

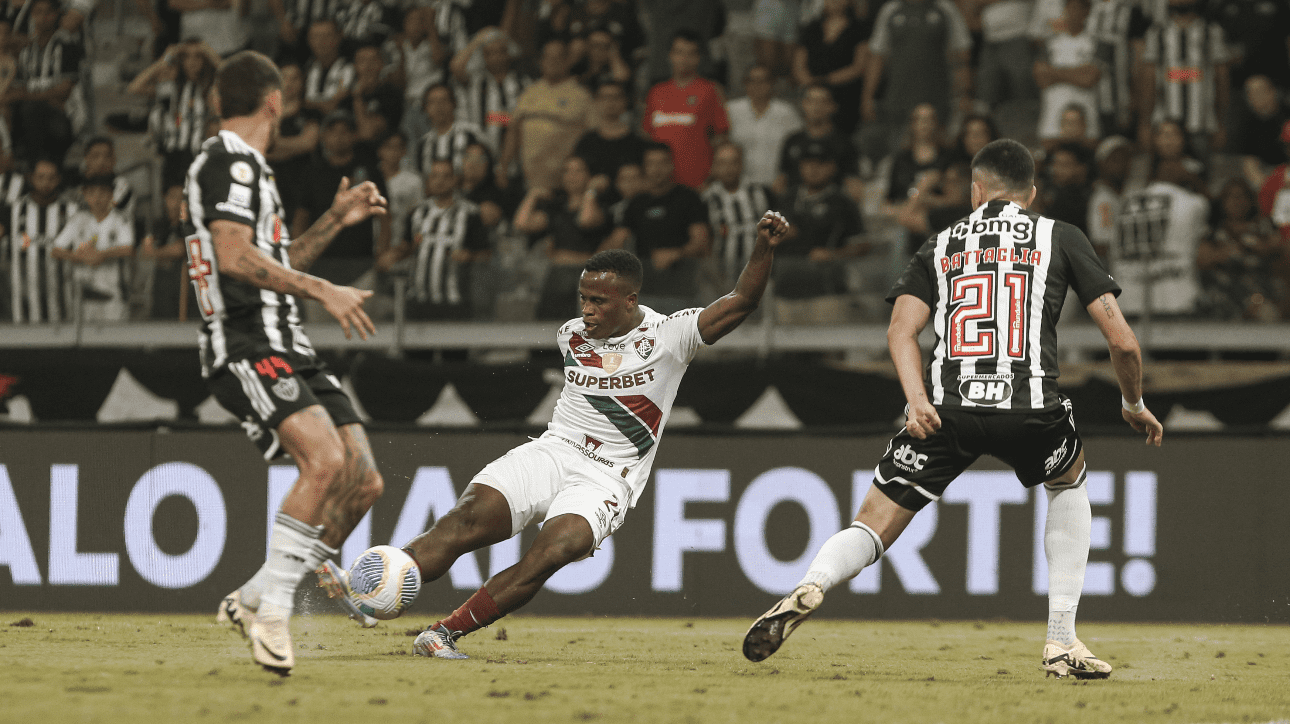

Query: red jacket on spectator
[
  {"left": 1259, "top": 164, "right": 1290, "bottom": 242},
  {"left": 643, "top": 77, "right": 729, "bottom": 189}
]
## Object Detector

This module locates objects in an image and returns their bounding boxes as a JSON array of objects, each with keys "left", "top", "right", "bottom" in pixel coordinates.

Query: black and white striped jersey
[
  {"left": 887, "top": 200, "right": 1121, "bottom": 412},
  {"left": 457, "top": 71, "right": 528, "bottom": 153},
  {"left": 702, "top": 181, "right": 771, "bottom": 282},
  {"left": 304, "top": 58, "right": 355, "bottom": 106},
  {"left": 148, "top": 79, "right": 209, "bottom": 156},
  {"left": 417, "top": 121, "right": 488, "bottom": 174},
  {"left": 1143, "top": 19, "right": 1230, "bottom": 134},
  {"left": 1088, "top": 0, "right": 1150, "bottom": 131},
  {"left": 407, "top": 196, "right": 487, "bottom": 305},
  {"left": 185, "top": 130, "right": 315, "bottom": 377},
  {"left": 7, "top": 194, "right": 79, "bottom": 323}
]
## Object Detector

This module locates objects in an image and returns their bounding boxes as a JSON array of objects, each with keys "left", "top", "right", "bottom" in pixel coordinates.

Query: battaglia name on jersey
[
  {"left": 939, "top": 245, "right": 1042, "bottom": 273},
  {"left": 566, "top": 368, "right": 656, "bottom": 390}
]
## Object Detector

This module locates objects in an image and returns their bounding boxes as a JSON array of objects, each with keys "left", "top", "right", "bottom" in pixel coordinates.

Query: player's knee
[
  {"left": 360, "top": 469, "right": 385, "bottom": 505},
  {"left": 300, "top": 441, "right": 347, "bottom": 485}
]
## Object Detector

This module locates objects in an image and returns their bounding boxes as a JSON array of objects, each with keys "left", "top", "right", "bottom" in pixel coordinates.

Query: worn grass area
[{"left": 0, "top": 613, "right": 1287, "bottom": 724}]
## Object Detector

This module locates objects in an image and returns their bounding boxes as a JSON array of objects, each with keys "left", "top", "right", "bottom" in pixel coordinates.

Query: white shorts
[{"left": 471, "top": 437, "right": 631, "bottom": 553}]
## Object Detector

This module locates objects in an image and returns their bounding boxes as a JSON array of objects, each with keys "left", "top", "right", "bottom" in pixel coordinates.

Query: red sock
[{"left": 435, "top": 587, "right": 502, "bottom": 638}]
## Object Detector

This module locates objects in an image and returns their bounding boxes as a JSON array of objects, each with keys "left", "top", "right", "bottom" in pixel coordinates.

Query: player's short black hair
[
  {"left": 671, "top": 29, "right": 702, "bottom": 50},
  {"left": 971, "top": 138, "right": 1035, "bottom": 191},
  {"left": 217, "top": 51, "right": 282, "bottom": 120},
  {"left": 584, "top": 250, "right": 643, "bottom": 291}
]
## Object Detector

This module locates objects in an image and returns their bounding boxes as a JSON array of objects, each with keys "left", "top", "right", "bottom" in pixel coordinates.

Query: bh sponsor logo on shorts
[
  {"left": 892, "top": 444, "right": 927, "bottom": 473},
  {"left": 958, "top": 375, "right": 1013, "bottom": 406}
]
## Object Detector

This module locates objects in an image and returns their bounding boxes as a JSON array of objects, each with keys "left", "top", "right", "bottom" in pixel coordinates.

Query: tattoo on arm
[
  {"left": 289, "top": 211, "right": 343, "bottom": 272},
  {"left": 1100, "top": 294, "right": 1114, "bottom": 319}
]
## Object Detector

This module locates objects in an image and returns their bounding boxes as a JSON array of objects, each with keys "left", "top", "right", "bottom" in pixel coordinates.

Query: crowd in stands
[{"left": 2, "top": 0, "right": 1290, "bottom": 327}]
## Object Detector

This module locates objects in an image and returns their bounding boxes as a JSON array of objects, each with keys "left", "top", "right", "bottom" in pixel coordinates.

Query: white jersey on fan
[{"left": 543, "top": 305, "right": 706, "bottom": 505}]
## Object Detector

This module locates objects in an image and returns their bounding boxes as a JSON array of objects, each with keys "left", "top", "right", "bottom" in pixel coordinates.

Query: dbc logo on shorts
[
  {"left": 893, "top": 444, "right": 927, "bottom": 472},
  {"left": 959, "top": 379, "right": 1013, "bottom": 406}
]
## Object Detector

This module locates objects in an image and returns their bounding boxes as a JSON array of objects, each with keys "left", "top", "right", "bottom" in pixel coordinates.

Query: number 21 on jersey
[{"left": 948, "top": 270, "right": 1029, "bottom": 360}]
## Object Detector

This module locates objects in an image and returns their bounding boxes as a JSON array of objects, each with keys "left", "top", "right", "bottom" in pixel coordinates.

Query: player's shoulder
[{"left": 196, "top": 133, "right": 261, "bottom": 180}]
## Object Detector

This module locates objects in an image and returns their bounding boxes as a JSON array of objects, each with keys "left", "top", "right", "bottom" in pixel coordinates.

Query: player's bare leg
[
  {"left": 402, "top": 483, "right": 515, "bottom": 580},
  {"left": 743, "top": 485, "right": 916, "bottom": 662},
  {"left": 1040, "top": 450, "right": 1110, "bottom": 679},
  {"left": 315, "top": 423, "right": 387, "bottom": 626},
  {"left": 414, "top": 513, "right": 595, "bottom": 659}
]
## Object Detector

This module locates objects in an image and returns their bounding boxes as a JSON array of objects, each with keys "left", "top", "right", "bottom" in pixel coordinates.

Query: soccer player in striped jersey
[
  {"left": 319, "top": 212, "right": 790, "bottom": 659},
  {"left": 743, "top": 139, "right": 1164, "bottom": 679},
  {"left": 193, "top": 51, "right": 389, "bottom": 675}
]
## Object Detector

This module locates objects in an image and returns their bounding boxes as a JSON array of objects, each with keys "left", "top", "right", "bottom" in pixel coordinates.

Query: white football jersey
[{"left": 543, "top": 305, "right": 706, "bottom": 505}]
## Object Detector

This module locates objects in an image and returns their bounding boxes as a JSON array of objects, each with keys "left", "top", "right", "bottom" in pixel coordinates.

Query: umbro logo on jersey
[
  {"left": 635, "top": 337, "right": 656, "bottom": 361},
  {"left": 272, "top": 377, "right": 300, "bottom": 402},
  {"left": 892, "top": 444, "right": 927, "bottom": 472}
]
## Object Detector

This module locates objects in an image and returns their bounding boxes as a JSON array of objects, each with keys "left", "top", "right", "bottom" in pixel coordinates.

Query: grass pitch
[{"left": 2, "top": 613, "right": 1288, "bottom": 724}]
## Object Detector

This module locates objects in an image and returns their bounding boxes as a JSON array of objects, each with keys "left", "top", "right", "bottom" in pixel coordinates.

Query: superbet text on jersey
[
  {"left": 888, "top": 200, "right": 1121, "bottom": 412},
  {"left": 542, "top": 306, "right": 706, "bottom": 505}
]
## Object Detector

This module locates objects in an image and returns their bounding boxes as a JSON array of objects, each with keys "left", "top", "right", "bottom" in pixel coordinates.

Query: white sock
[
  {"left": 797, "top": 522, "right": 883, "bottom": 593},
  {"left": 242, "top": 513, "right": 337, "bottom": 611},
  {"left": 1045, "top": 473, "right": 1090, "bottom": 647}
]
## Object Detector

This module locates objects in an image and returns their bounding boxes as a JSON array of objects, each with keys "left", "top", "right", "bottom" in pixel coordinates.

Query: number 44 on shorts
[{"left": 253, "top": 356, "right": 294, "bottom": 380}]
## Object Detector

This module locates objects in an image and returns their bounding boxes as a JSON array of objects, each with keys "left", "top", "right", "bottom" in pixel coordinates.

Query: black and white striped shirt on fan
[
  {"left": 407, "top": 197, "right": 487, "bottom": 305},
  {"left": 458, "top": 72, "right": 527, "bottom": 153},
  {"left": 886, "top": 200, "right": 1121, "bottom": 412},
  {"left": 1143, "top": 19, "right": 1229, "bottom": 134},
  {"left": 702, "top": 182, "right": 771, "bottom": 282},
  {"left": 7, "top": 195, "right": 79, "bottom": 322},
  {"left": 418, "top": 121, "right": 488, "bottom": 174},
  {"left": 149, "top": 79, "right": 208, "bottom": 155},
  {"left": 185, "top": 130, "right": 315, "bottom": 377}
]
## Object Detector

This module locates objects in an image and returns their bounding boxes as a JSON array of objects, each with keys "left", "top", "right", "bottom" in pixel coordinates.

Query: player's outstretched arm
[
  {"left": 1086, "top": 292, "right": 1163, "bottom": 446},
  {"left": 288, "top": 177, "right": 388, "bottom": 272},
  {"left": 889, "top": 294, "right": 940, "bottom": 439},
  {"left": 696, "top": 211, "right": 788, "bottom": 345},
  {"left": 211, "top": 219, "right": 376, "bottom": 340}
]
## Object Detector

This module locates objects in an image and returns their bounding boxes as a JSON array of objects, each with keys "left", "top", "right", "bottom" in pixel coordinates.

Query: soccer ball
[{"left": 347, "top": 545, "right": 422, "bottom": 620}]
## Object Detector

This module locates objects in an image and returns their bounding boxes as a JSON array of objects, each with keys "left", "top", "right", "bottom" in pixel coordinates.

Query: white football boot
[
  {"left": 316, "top": 560, "right": 379, "bottom": 628},
  {"left": 1042, "top": 638, "right": 1113, "bottom": 679},
  {"left": 413, "top": 624, "right": 470, "bottom": 659},
  {"left": 742, "top": 583, "right": 825, "bottom": 662},
  {"left": 247, "top": 606, "right": 296, "bottom": 674},
  {"left": 215, "top": 589, "right": 255, "bottom": 638}
]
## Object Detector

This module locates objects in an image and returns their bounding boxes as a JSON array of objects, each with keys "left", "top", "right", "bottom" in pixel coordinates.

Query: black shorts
[
  {"left": 209, "top": 354, "right": 362, "bottom": 460},
  {"left": 873, "top": 397, "right": 1083, "bottom": 512}
]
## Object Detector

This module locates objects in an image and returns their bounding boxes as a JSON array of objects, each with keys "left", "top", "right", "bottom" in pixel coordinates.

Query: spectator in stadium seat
[
  {"left": 417, "top": 82, "right": 488, "bottom": 175},
  {"left": 896, "top": 160, "right": 971, "bottom": 238},
  {"left": 750, "top": 0, "right": 798, "bottom": 80},
  {"left": 776, "top": 141, "right": 865, "bottom": 324},
  {"left": 338, "top": 0, "right": 397, "bottom": 47},
  {"left": 608, "top": 161, "right": 643, "bottom": 226},
  {"left": 704, "top": 142, "right": 773, "bottom": 287},
  {"left": 793, "top": 0, "right": 870, "bottom": 136},
  {"left": 643, "top": 30, "right": 729, "bottom": 190},
  {"left": 973, "top": 0, "right": 1037, "bottom": 115},
  {"left": 605, "top": 142, "right": 710, "bottom": 313},
  {"left": 51, "top": 174, "right": 134, "bottom": 322},
  {"left": 1034, "top": 142, "right": 1093, "bottom": 234},
  {"left": 1111, "top": 159, "right": 1208, "bottom": 318},
  {"left": 642, "top": 0, "right": 725, "bottom": 86},
  {"left": 293, "top": 110, "right": 383, "bottom": 287},
  {"left": 6, "top": 158, "right": 79, "bottom": 323},
  {"left": 391, "top": 6, "right": 446, "bottom": 148},
  {"left": 375, "top": 130, "right": 422, "bottom": 269},
  {"left": 267, "top": 59, "right": 321, "bottom": 222},
  {"left": 862, "top": 0, "right": 971, "bottom": 159},
  {"left": 137, "top": 182, "right": 196, "bottom": 320},
  {"left": 500, "top": 39, "right": 592, "bottom": 192},
  {"left": 302, "top": 19, "right": 354, "bottom": 116},
  {"left": 517, "top": 155, "right": 612, "bottom": 320},
  {"left": 79, "top": 137, "right": 135, "bottom": 221},
  {"left": 1086, "top": 0, "right": 1151, "bottom": 139},
  {"left": 1034, "top": 0, "right": 1101, "bottom": 149},
  {"left": 404, "top": 158, "right": 490, "bottom": 320},
  {"left": 1234, "top": 76, "right": 1290, "bottom": 191},
  {"left": 1139, "top": 0, "right": 1230, "bottom": 162},
  {"left": 1050, "top": 104, "right": 1100, "bottom": 155},
  {"left": 267, "top": 0, "right": 344, "bottom": 64},
  {"left": 459, "top": 142, "right": 509, "bottom": 230},
  {"left": 573, "top": 82, "right": 647, "bottom": 190},
  {"left": 1197, "top": 178, "right": 1286, "bottom": 321},
  {"left": 775, "top": 85, "right": 861, "bottom": 202},
  {"left": 449, "top": 27, "right": 528, "bottom": 156},
  {"left": 947, "top": 113, "right": 997, "bottom": 167},
  {"left": 7, "top": 0, "right": 83, "bottom": 165},
  {"left": 172, "top": 0, "right": 250, "bottom": 57},
  {"left": 1148, "top": 119, "right": 1205, "bottom": 190},
  {"left": 349, "top": 43, "right": 403, "bottom": 143},
  {"left": 1211, "top": 0, "right": 1290, "bottom": 94},
  {"left": 574, "top": 28, "right": 633, "bottom": 97},
  {"left": 127, "top": 38, "right": 218, "bottom": 187},
  {"left": 569, "top": 0, "right": 645, "bottom": 67},
  {"left": 1087, "top": 135, "right": 1133, "bottom": 258},
  {"left": 883, "top": 103, "right": 951, "bottom": 255},
  {"left": 727, "top": 65, "right": 801, "bottom": 188},
  {"left": 1257, "top": 120, "right": 1290, "bottom": 247}
]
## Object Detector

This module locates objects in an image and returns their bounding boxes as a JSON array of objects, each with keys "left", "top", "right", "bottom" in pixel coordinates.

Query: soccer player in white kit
[{"left": 322, "top": 212, "right": 789, "bottom": 658}]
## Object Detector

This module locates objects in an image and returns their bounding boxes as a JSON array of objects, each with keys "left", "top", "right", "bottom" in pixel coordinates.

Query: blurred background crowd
[{"left": 2, "top": 0, "right": 1290, "bottom": 329}]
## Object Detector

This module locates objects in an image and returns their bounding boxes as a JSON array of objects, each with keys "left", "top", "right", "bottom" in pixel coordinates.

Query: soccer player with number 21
[{"left": 743, "top": 140, "right": 1164, "bottom": 679}]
